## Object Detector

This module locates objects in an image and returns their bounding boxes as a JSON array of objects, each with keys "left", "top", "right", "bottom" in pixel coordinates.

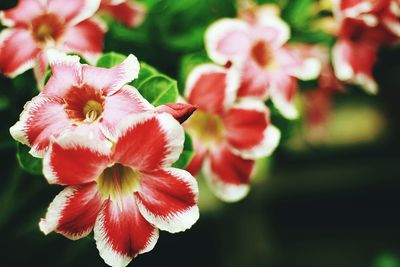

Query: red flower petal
[
  {"left": 0, "top": 0, "right": 44, "bottom": 27},
  {"left": 185, "top": 139, "right": 207, "bottom": 176},
  {"left": 112, "top": 113, "right": 184, "bottom": 172},
  {"left": 135, "top": 168, "right": 199, "bottom": 233},
  {"left": 0, "top": 29, "right": 39, "bottom": 77},
  {"left": 63, "top": 19, "right": 105, "bottom": 65},
  {"left": 9, "top": 95, "right": 70, "bottom": 157},
  {"left": 81, "top": 54, "right": 139, "bottom": 95},
  {"left": 204, "top": 145, "right": 254, "bottom": 202},
  {"left": 185, "top": 64, "right": 239, "bottom": 114},
  {"left": 47, "top": 0, "right": 100, "bottom": 25},
  {"left": 270, "top": 74, "right": 299, "bottom": 119},
  {"left": 100, "top": 1, "right": 146, "bottom": 28},
  {"left": 43, "top": 133, "right": 111, "bottom": 185},
  {"left": 94, "top": 197, "right": 159, "bottom": 267},
  {"left": 224, "top": 99, "right": 280, "bottom": 159},
  {"left": 155, "top": 102, "right": 197, "bottom": 124},
  {"left": 39, "top": 182, "right": 103, "bottom": 240}
]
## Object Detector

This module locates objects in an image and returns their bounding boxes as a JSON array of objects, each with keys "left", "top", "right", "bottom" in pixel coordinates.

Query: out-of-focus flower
[
  {"left": 0, "top": 0, "right": 106, "bottom": 85},
  {"left": 99, "top": 0, "right": 146, "bottom": 28},
  {"left": 332, "top": 0, "right": 400, "bottom": 93},
  {"left": 10, "top": 51, "right": 195, "bottom": 158},
  {"left": 39, "top": 113, "right": 199, "bottom": 267},
  {"left": 205, "top": 6, "right": 320, "bottom": 119},
  {"left": 184, "top": 64, "right": 280, "bottom": 202}
]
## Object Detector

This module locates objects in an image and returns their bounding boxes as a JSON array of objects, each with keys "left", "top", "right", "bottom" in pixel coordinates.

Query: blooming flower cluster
[{"left": 332, "top": 0, "right": 400, "bottom": 93}]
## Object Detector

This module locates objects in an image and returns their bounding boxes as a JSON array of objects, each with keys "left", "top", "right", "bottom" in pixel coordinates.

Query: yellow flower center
[
  {"left": 31, "top": 14, "right": 65, "bottom": 46},
  {"left": 96, "top": 164, "right": 141, "bottom": 201},
  {"left": 186, "top": 110, "right": 225, "bottom": 147},
  {"left": 83, "top": 100, "right": 103, "bottom": 123}
]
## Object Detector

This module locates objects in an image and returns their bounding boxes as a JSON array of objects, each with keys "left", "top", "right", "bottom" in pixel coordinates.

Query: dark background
[{"left": 1, "top": 0, "right": 400, "bottom": 266}]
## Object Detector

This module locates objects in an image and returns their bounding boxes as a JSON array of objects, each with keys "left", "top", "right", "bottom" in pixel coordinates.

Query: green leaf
[
  {"left": 0, "top": 95, "right": 9, "bottom": 111},
  {"left": 131, "top": 62, "right": 159, "bottom": 89},
  {"left": 96, "top": 52, "right": 127, "bottom": 68},
  {"left": 173, "top": 132, "right": 194, "bottom": 169},
  {"left": 16, "top": 143, "right": 43, "bottom": 176},
  {"left": 136, "top": 74, "right": 178, "bottom": 106}
]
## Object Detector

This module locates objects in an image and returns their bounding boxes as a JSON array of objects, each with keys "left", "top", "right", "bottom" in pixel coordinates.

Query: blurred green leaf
[
  {"left": 0, "top": 96, "right": 10, "bottom": 111},
  {"left": 96, "top": 52, "right": 126, "bottom": 68},
  {"left": 131, "top": 62, "right": 159, "bottom": 89},
  {"left": 173, "top": 132, "right": 194, "bottom": 169},
  {"left": 16, "top": 143, "right": 43, "bottom": 176},
  {"left": 282, "top": 0, "right": 314, "bottom": 29},
  {"left": 179, "top": 51, "right": 211, "bottom": 93},
  {"left": 136, "top": 74, "right": 178, "bottom": 106},
  {"left": 372, "top": 253, "right": 400, "bottom": 267}
]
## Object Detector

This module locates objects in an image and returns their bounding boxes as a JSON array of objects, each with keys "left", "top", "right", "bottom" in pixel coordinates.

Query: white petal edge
[
  {"left": 290, "top": 57, "right": 321, "bottom": 81},
  {"left": 136, "top": 167, "right": 199, "bottom": 234},
  {"left": 332, "top": 42, "right": 354, "bottom": 81},
  {"left": 354, "top": 73, "right": 378, "bottom": 94},
  {"left": 94, "top": 203, "right": 159, "bottom": 267},
  {"left": 202, "top": 157, "right": 250, "bottom": 203},
  {"left": 257, "top": 15, "right": 291, "bottom": 48},
  {"left": 67, "top": 0, "right": 101, "bottom": 26},
  {"left": 205, "top": 18, "right": 251, "bottom": 65},
  {"left": 271, "top": 92, "right": 299, "bottom": 120}
]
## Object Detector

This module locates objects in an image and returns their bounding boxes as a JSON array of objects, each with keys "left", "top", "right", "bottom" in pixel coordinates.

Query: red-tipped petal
[
  {"left": 185, "top": 139, "right": 207, "bottom": 176},
  {"left": 224, "top": 99, "right": 280, "bottom": 159},
  {"left": 94, "top": 197, "right": 159, "bottom": 267},
  {"left": 135, "top": 168, "right": 199, "bottom": 233},
  {"left": 100, "top": 1, "right": 146, "bottom": 28},
  {"left": 156, "top": 103, "right": 197, "bottom": 124},
  {"left": 0, "top": 29, "right": 39, "bottom": 77},
  {"left": 63, "top": 19, "right": 105, "bottom": 65},
  {"left": 270, "top": 74, "right": 299, "bottom": 119},
  {"left": 204, "top": 145, "right": 254, "bottom": 202},
  {"left": 43, "top": 133, "right": 111, "bottom": 185},
  {"left": 39, "top": 182, "right": 103, "bottom": 240},
  {"left": 0, "top": 0, "right": 44, "bottom": 27},
  {"left": 112, "top": 113, "right": 184, "bottom": 172},
  {"left": 9, "top": 95, "right": 70, "bottom": 157},
  {"left": 47, "top": 0, "right": 100, "bottom": 25},
  {"left": 185, "top": 64, "right": 239, "bottom": 114}
]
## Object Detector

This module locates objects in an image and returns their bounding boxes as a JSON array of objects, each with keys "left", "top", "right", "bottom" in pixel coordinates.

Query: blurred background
[{"left": 1, "top": 0, "right": 400, "bottom": 266}]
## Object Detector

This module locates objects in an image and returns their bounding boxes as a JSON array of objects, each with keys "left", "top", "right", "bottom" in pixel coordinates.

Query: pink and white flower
[
  {"left": 0, "top": 0, "right": 105, "bottom": 85},
  {"left": 10, "top": 50, "right": 195, "bottom": 158},
  {"left": 184, "top": 64, "right": 280, "bottom": 202},
  {"left": 205, "top": 9, "right": 320, "bottom": 119},
  {"left": 99, "top": 0, "right": 146, "bottom": 28},
  {"left": 332, "top": 0, "right": 400, "bottom": 93},
  {"left": 39, "top": 112, "right": 199, "bottom": 267}
]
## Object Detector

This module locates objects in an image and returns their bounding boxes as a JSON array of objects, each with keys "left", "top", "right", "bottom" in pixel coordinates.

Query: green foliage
[
  {"left": 16, "top": 143, "right": 43, "bottom": 176},
  {"left": 372, "top": 253, "right": 400, "bottom": 267},
  {"left": 131, "top": 62, "right": 158, "bottom": 89},
  {"left": 136, "top": 74, "right": 178, "bottom": 106},
  {"left": 96, "top": 52, "right": 126, "bottom": 68},
  {"left": 173, "top": 132, "right": 194, "bottom": 169}
]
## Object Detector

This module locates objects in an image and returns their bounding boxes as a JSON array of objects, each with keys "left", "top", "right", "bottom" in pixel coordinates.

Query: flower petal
[
  {"left": 63, "top": 18, "right": 106, "bottom": 65},
  {"left": 136, "top": 168, "right": 199, "bottom": 233},
  {"left": 255, "top": 15, "right": 290, "bottom": 48},
  {"left": 203, "top": 145, "right": 254, "bottom": 202},
  {"left": 39, "top": 182, "right": 103, "bottom": 240},
  {"left": 100, "top": 1, "right": 146, "bottom": 28},
  {"left": 0, "top": 0, "right": 44, "bottom": 27},
  {"left": 0, "top": 29, "right": 39, "bottom": 77},
  {"left": 9, "top": 95, "right": 70, "bottom": 157},
  {"left": 155, "top": 103, "right": 197, "bottom": 124},
  {"left": 81, "top": 54, "right": 139, "bottom": 95},
  {"left": 43, "top": 50, "right": 82, "bottom": 97},
  {"left": 205, "top": 18, "right": 252, "bottom": 65},
  {"left": 112, "top": 113, "right": 184, "bottom": 172},
  {"left": 101, "top": 85, "right": 153, "bottom": 136},
  {"left": 43, "top": 133, "right": 111, "bottom": 185},
  {"left": 33, "top": 51, "right": 48, "bottom": 90},
  {"left": 185, "top": 64, "right": 240, "bottom": 114},
  {"left": 237, "top": 61, "right": 270, "bottom": 99},
  {"left": 185, "top": 138, "right": 207, "bottom": 176},
  {"left": 94, "top": 197, "right": 159, "bottom": 267},
  {"left": 224, "top": 99, "right": 280, "bottom": 159},
  {"left": 47, "top": 0, "right": 101, "bottom": 25},
  {"left": 270, "top": 74, "right": 299, "bottom": 119}
]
